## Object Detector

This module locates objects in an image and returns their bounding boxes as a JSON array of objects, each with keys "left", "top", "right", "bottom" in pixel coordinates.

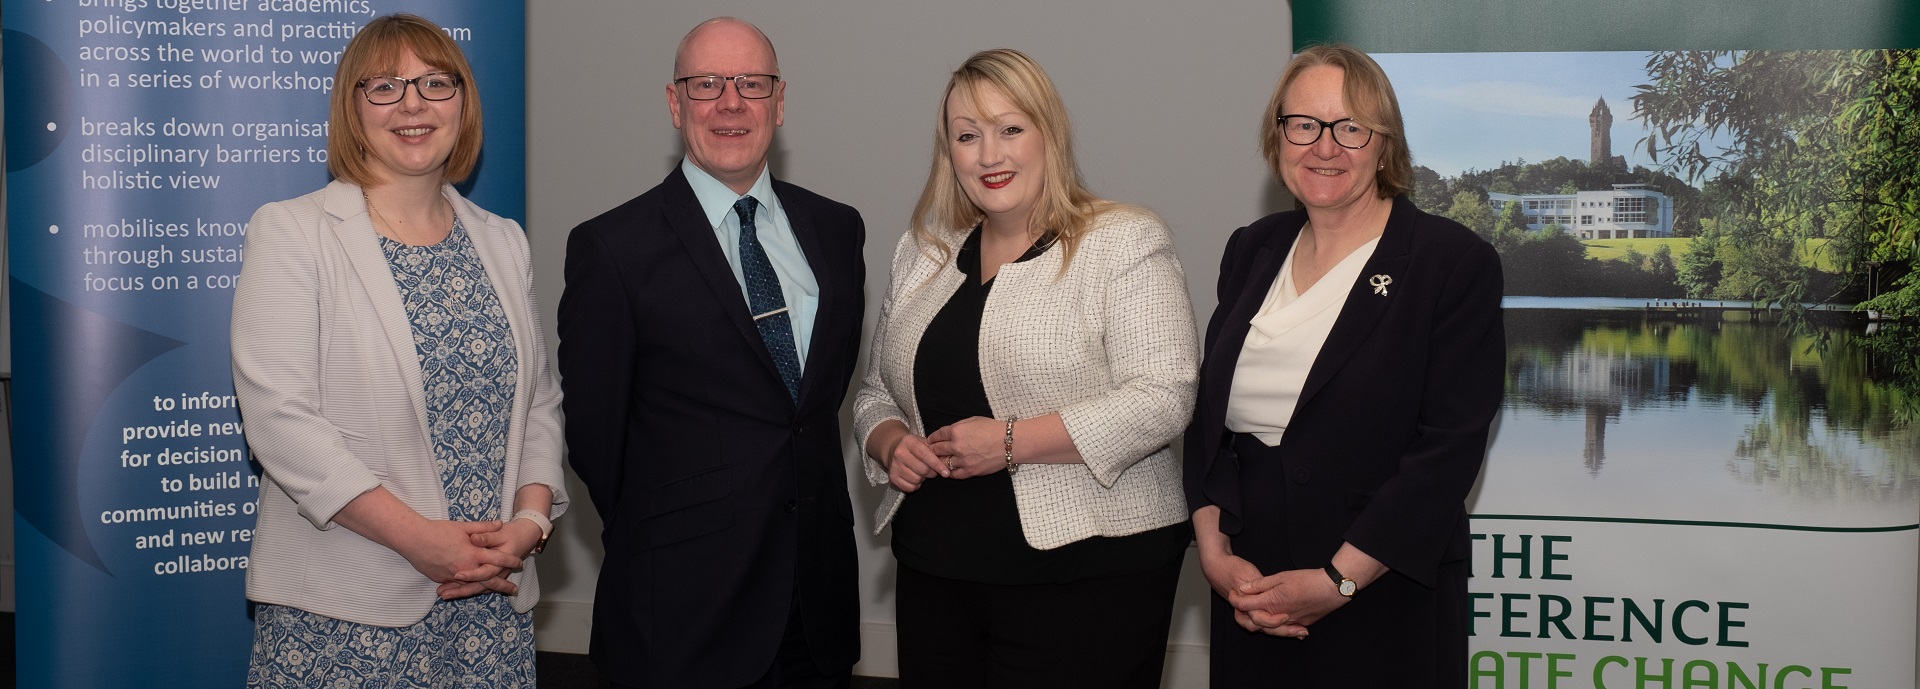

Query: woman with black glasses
[
  {"left": 232, "top": 13, "right": 565, "bottom": 687},
  {"left": 1185, "top": 44, "right": 1504, "bottom": 687}
]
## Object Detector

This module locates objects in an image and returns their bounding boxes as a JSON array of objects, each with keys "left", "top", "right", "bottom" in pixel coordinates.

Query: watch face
[{"left": 1338, "top": 579, "right": 1357, "bottom": 597}]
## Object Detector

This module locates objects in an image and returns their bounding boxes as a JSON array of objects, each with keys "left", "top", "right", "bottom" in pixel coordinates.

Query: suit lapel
[
  {"left": 1294, "top": 196, "right": 1416, "bottom": 413},
  {"left": 322, "top": 181, "right": 431, "bottom": 440},
  {"left": 658, "top": 169, "right": 788, "bottom": 390},
  {"left": 1201, "top": 218, "right": 1300, "bottom": 438}
]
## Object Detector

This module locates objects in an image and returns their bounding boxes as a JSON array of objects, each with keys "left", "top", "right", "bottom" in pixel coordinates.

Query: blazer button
[
  {"left": 791, "top": 424, "right": 805, "bottom": 436},
  {"left": 784, "top": 499, "right": 799, "bottom": 513},
  {"left": 1288, "top": 466, "right": 1311, "bottom": 484}
]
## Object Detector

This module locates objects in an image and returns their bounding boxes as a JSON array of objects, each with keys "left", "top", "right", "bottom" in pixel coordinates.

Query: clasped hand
[
  {"left": 1200, "top": 549, "right": 1345, "bottom": 639},
  {"left": 397, "top": 519, "right": 542, "bottom": 600},
  {"left": 883, "top": 416, "right": 1007, "bottom": 492}
]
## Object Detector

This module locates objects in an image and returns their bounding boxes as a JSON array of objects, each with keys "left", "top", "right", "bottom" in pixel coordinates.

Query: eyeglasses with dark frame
[
  {"left": 1275, "top": 114, "right": 1374, "bottom": 149},
  {"left": 674, "top": 74, "right": 780, "bottom": 101},
  {"left": 357, "top": 72, "right": 463, "bottom": 105}
]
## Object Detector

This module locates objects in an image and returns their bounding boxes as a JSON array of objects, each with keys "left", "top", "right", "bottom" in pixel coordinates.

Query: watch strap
[{"left": 512, "top": 509, "right": 553, "bottom": 555}]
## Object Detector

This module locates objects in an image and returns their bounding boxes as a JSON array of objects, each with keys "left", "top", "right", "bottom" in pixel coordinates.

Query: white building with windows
[{"left": 1487, "top": 183, "right": 1674, "bottom": 239}]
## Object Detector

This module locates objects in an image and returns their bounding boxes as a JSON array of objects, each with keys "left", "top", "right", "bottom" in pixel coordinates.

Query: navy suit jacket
[
  {"left": 1183, "top": 195, "right": 1503, "bottom": 588},
  {"left": 559, "top": 167, "right": 864, "bottom": 688}
]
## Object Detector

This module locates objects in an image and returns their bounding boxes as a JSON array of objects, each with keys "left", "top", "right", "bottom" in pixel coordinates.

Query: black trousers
[
  {"left": 894, "top": 558, "right": 1184, "bottom": 689},
  {"left": 612, "top": 587, "right": 849, "bottom": 689}
]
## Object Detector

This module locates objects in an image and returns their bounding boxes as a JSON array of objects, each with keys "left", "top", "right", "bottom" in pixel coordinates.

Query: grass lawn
[{"left": 1583, "top": 237, "right": 1837, "bottom": 271}]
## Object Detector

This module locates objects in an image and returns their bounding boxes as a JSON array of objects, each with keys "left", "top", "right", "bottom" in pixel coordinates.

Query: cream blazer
[
  {"left": 232, "top": 180, "right": 568, "bottom": 626},
  {"left": 853, "top": 209, "right": 1198, "bottom": 550}
]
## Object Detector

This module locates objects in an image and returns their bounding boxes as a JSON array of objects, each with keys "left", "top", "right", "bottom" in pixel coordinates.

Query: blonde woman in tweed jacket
[{"left": 854, "top": 48, "right": 1198, "bottom": 689}]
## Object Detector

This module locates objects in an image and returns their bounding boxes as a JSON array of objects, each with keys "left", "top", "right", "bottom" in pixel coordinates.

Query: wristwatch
[
  {"left": 513, "top": 509, "right": 553, "bottom": 555},
  {"left": 1324, "top": 564, "right": 1357, "bottom": 597}
]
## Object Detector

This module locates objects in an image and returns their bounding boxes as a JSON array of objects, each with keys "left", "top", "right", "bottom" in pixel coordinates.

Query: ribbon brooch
[{"left": 1369, "top": 274, "right": 1393, "bottom": 296}]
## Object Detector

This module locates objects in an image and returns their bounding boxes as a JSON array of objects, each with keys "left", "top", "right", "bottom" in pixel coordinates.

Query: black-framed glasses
[
  {"left": 674, "top": 74, "right": 780, "bottom": 101},
  {"left": 1276, "top": 114, "right": 1374, "bottom": 149},
  {"left": 358, "top": 72, "right": 462, "bottom": 105}
]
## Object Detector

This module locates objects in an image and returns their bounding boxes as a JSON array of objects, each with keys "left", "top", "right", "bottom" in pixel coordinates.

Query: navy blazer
[
  {"left": 1183, "top": 195, "right": 1503, "bottom": 588},
  {"left": 558, "top": 167, "right": 865, "bottom": 688}
]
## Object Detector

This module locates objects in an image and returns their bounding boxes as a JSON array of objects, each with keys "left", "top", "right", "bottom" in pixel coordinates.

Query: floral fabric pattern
[{"left": 247, "top": 220, "right": 532, "bottom": 687}]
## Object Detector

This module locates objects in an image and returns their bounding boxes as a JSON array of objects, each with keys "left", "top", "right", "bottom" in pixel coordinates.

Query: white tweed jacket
[
  {"left": 231, "top": 180, "right": 569, "bottom": 626},
  {"left": 853, "top": 208, "right": 1198, "bottom": 550}
]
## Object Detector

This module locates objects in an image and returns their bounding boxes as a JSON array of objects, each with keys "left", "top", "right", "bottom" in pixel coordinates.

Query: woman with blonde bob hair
[
  {"left": 854, "top": 48, "right": 1199, "bottom": 688},
  {"left": 1185, "top": 44, "right": 1502, "bottom": 687},
  {"left": 232, "top": 13, "right": 565, "bottom": 687}
]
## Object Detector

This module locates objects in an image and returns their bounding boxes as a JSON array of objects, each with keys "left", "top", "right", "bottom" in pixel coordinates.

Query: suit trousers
[
  {"left": 894, "top": 558, "right": 1184, "bottom": 689},
  {"left": 612, "top": 586, "right": 849, "bottom": 689}
]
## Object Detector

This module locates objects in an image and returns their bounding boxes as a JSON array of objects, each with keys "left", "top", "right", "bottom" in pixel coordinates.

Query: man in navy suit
[{"left": 558, "top": 17, "right": 864, "bottom": 689}]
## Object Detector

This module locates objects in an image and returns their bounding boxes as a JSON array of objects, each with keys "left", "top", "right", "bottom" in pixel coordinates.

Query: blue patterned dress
[{"left": 247, "top": 219, "right": 536, "bottom": 688}]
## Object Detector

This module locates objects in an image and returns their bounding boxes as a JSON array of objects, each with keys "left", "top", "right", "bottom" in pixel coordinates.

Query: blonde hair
[
  {"left": 910, "top": 48, "right": 1125, "bottom": 273},
  {"left": 327, "top": 13, "right": 483, "bottom": 187},
  {"left": 1259, "top": 43, "right": 1411, "bottom": 199}
]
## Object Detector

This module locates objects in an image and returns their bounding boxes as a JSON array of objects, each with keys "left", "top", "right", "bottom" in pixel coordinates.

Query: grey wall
[{"left": 523, "top": 0, "right": 1295, "bottom": 679}]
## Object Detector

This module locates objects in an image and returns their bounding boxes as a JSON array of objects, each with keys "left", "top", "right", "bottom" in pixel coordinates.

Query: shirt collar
[{"left": 681, "top": 157, "right": 779, "bottom": 229}]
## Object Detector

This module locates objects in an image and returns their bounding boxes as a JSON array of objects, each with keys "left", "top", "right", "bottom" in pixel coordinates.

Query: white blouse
[{"left": 1224, "top": 233, "right": 1382, "bottom": 446}]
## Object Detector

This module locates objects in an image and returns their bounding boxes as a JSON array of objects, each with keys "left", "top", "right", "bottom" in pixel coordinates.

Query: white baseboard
[
  {"left": 851, "top": 621, "right": 898, "bottom": 677},
  {"left": 1161, "top": 641, "right": 1210, "bottom": 689},
  {"left": 533, "top": 598, "right": 594, "bottom": 654}
]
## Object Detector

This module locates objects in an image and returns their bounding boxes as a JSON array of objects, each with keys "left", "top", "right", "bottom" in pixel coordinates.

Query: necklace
[{"left": 365, "top": 191, "right": 449, "bottom": 245}]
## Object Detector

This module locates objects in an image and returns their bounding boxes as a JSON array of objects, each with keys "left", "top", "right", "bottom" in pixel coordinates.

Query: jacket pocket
[{"left": 639, "top": 465, "right": 735, "bottom": 549}]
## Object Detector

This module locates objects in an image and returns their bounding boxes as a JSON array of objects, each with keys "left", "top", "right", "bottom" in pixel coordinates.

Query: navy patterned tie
[{"left": 735, "top": 196, "right": 802, "bottom": 401}]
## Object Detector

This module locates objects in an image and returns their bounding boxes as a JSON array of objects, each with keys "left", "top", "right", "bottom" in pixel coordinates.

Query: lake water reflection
[{"left": 1475, "top": 303, "right": 1919, "bottom": 527}]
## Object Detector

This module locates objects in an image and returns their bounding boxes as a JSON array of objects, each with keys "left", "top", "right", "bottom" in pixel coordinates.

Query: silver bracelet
[{"left": 1003, "top": 418, "right": 1018, "bottom": 474}]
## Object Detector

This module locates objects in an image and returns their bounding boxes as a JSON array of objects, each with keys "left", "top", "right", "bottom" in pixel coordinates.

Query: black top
[{"left": 891, "top": 227, "right": 1190, "bottom": 585}]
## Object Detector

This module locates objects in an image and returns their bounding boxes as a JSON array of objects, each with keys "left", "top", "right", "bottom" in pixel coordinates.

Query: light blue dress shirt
[{"left": 681, "top": 158, "right": 819, "bottom": 369}]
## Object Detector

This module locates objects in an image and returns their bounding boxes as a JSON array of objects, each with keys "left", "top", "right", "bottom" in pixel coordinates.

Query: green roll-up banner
[{"left": 1294, "top": 1, "right": 1919, "bottom": 686}]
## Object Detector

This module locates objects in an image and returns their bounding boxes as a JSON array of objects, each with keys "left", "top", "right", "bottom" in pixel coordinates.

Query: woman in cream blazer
[
  {"left": 231, "top": 14, "right": 564, "bottom": 687},
  {"left": 234, "top": 179, "right": 566, "bottom": 624},
  {"left": 854, "top": 49, "right": 1197, "bottom": 689}
]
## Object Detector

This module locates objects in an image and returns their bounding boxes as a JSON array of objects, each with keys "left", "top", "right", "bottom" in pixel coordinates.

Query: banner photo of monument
[
  {"left": 1367, "top": 47, "right": 1919, "bottom": 689},
  {"left": 3, "top": 2, "right": 524, "bottom": 686},
  {"left": 1300, "top": 1, "right": 1918, "bottom": 684}
]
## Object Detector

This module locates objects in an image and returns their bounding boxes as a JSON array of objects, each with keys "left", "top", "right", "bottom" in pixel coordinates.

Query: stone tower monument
[{"left": 1590, "top": 97, "right": 1614, "bottom": 166}]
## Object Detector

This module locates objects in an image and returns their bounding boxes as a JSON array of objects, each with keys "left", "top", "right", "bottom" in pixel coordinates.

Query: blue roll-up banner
[
  {"left": 4, "top": 2, "right": 523, "bottom": 685},
  {"left": 1293, "top": 1, "right": 1918, "bottom": 687}
]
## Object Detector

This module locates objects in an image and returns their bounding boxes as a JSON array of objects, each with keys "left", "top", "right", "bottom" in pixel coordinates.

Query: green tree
[
  {"left": 1649, "top": 244, "right": 1678, "bottom": 284},
  {"left": 1492, "top": 201, "right": 1529, "bottom": 254},
  {"left": 1838, "top": 50, "right": 1920, "bottom": 317},
  {"left": 1411, "top": 165, "right": 1450, "bottom": 212},
  {"left": 1504, "top": 228, "right": 1594, "bottom": 296},
  {"left": 1678, "top": 230, "right": 1724, "bottom": 298},
  {"left": 1622, "top": 246, "right": 1646, "bottom": 271},
  {"left": 1441, "top": 190, "right": 1494, "bottom": 240},
  {"left": 1634, "top": 49, "right": 1919, "bottom": 318}
]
